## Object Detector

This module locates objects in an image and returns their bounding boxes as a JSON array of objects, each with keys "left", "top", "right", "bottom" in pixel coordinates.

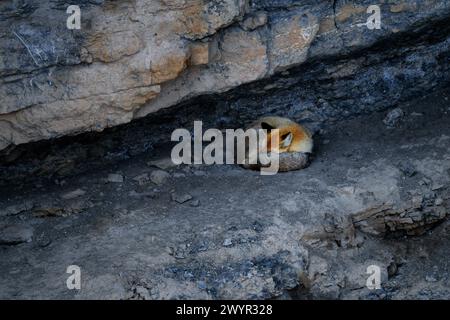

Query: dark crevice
[
  {"left": 1, "top": 13, "right": 450, "bottom": 188},
  {"left": 332, "top": 0, "right": 339, "bottom": 30}
]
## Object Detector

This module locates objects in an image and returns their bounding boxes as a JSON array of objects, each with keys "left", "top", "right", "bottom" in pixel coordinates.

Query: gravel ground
[{"left": 0, "top": 88, "right": 449, "bottom": 299}]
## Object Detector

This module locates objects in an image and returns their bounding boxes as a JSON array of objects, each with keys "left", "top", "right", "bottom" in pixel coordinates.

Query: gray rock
[
  {"left": 240, "top": 11, "right": 268, "bottom": 31},
  {"left": 134, "top": 286, "right": 151, "bottom": 300},
  {"left": 37, "top": 236, "right": 52, "bottom": 248},
  {"left": 173, "top": 172, "right": 186, "bottom": 178},
  {"left": 425, "top": 275, "right": 438, "bottom": 282},
  {"left": 0, "top": 89, "right": 450, "bottom": 300},
  {"left": 0, "top": 225, "right": 33, "bottom": 245},
  {"left": 383, "top": 108, "right": 405, "bottom": 127},
  {"left": 128, "top": 190, "right": 156, "bottom": 199},
  {"left": 171, "top": 193, "right": 192, "bottom": 204},
  {"left": 1, "top": 2, "right": 450, "bottom": 301},
  {"left": 197, "top": 281, "right": 207, "bottom": 290},
  {"left": 150, "top": 170, "right": 170, "bottom": 185},
  {"left": 147, "top": 158, "right": 176, "bottom": 170},
  {"left": 107, "top": 173, "right": 124, "bottom": 183},
  {"left": 165, "top": 246, "right": 175, "bottom": 256},
  {"left": 189, "top": 200, "right": 200, "bottom": 207},
  {"left": 174, "top": 251, "right": 186, "bottom": 260},
  {"left": 398, "top": 160, "right": 417, "bottom": 177},
  {"left": 193, "top": 170, "right": 206, "bottom": 176}
]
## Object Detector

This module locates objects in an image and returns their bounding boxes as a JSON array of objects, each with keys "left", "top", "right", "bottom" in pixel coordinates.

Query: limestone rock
[
  {"left": 107, "top": 173, "right": 124, "bottom": 183},
  {"left": 0, "top": 225, "right": 33, "bottom": 245},
  {"left": 1, "top": 0, "right": 449, "bottom": 151}
]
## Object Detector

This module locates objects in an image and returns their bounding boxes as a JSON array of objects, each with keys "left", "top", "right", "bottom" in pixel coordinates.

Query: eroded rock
[{"left": 1, "top": 0, "right": 450, "bottom": 151}]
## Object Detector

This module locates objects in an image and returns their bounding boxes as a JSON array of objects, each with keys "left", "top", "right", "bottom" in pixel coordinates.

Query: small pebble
[
  {"left": 61, "top": 189, "right": 86, "bottom": 200},
  {"left": 398, "top": 160, "right": 416, "bottom": 177},
  {"left": 189, "top": 200, "right": 200, "bottom": 207},
  {"left": 147, "top": 158, "right": 176, "bottom": 170},
  {"left": 193, "top": 170, "right": 206, "bottom": 176},
  {"left": 223, "top": 238, "right": 233, "bottom": 247},
  {"left": 197, "top": 281, "right": 207, "bottom": 290},
  {"left": 383, "top": 107, "right": 404, "bottom": 127},
  {"left": 107, "top": 173, "right": 124, "bottom": 183},
  {"left": 173, "top": 173, "right": 186, "bottom": 178},
  {"left": 0, "top": 225, "right": 33, "bottom": 245},
  {"left": 171, "top": 193, "right": 192, "bottom": 204},
  {"left": 150, "top": 170, "right": 170, "bottom": 185}
]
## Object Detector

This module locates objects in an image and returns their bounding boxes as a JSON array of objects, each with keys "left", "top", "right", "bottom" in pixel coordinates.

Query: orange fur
[{"left": 250, "top": 116, "right": 313, "bottom": 154}]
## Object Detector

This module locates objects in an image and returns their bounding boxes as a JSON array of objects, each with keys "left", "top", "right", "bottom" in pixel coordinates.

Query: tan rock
[
  {"left": 390, "top": 2, "right": 418, "bottom": 13},
  {"left": 240, "top": 11, "right": 268, "bottom": 31},
  {"left": 335, "top": 4, "right": 366, "bottom": 23},
  {"left": 87, "top": 31, "right": 142, "bottom": 63},
  {"left": 268, "top": 13, "right": 319, "bottom": 73},
  {"left": 189, "top": 42, "right": 209, "bottom": 66}
]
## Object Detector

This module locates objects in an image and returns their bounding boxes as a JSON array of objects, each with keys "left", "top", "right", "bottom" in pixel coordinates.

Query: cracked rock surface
[{"left": 0, "top": 88, "right": 449, "bottom": 299}]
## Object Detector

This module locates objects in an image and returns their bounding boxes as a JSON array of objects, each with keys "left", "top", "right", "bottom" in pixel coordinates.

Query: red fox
[
  {"left": 243, "top": 116, "right": 313, "bottom": 172},
  {"left": 248, "top": 116, "right": 313, "bottom": 153}
]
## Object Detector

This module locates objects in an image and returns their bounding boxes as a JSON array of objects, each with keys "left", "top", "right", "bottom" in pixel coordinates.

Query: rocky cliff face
[
  {"left": 1, "top": 1, "right": 450, "bottom": 300},
  {"left": 1, "top": 0, "right": 450, "bottom": 152}
]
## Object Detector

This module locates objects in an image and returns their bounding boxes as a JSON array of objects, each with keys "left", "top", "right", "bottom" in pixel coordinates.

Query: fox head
[{"left": 259, "top": 117, "right": 313, "bottom": 154}]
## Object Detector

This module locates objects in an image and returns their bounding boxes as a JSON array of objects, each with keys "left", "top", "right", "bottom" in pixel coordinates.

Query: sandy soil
[{"left": 0, "top": 88, "right": 449, "bottom": 299}]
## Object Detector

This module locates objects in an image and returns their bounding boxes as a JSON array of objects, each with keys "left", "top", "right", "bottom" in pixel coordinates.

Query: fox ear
[
  {"left": 261, "top": 122, "right": 275, "bottom": 132},
  {"left": 280, "top": 132, "right": 293, "bottom": 148}
]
